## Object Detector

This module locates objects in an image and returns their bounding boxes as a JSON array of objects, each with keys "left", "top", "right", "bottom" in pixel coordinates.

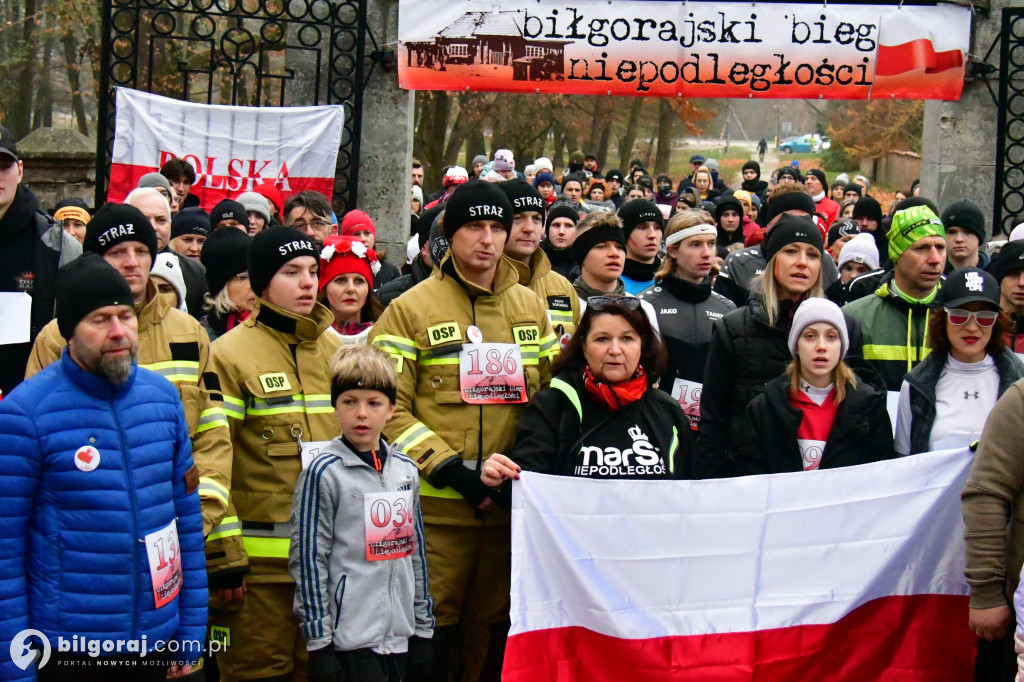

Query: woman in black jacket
[
  {"left": 731, "top": 298, "right": 893, "bottom": 476},
  {"left": 695, "top": 215, "right": 863, "bottom": 478},
  {"left": 480, "top": 297, "right": 695, "bottom": 490}
]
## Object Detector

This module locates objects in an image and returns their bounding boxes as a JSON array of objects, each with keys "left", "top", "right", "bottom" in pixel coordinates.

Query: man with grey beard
[{"left": 0, "top": 253, "right": 208, "bottom": 680}]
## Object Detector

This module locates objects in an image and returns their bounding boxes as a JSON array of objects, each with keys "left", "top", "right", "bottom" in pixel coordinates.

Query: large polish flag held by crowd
[
  {"left": 505, "top": 449, "right": 977, "bottom": 681},
  {"left": 108, "top": 88, "right": 344, "bottom": 211}
]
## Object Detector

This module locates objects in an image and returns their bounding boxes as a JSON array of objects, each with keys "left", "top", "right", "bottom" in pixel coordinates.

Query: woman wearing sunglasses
[
  {"left": 478, "top": 297, "right": 695, "bottom": 492},
  {"left": 895, "top": 268, "right": 1024, "bottom": 455}
]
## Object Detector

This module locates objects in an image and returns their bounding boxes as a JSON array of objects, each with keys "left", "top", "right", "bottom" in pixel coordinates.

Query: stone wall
[
  {"left": 921, "top": 1, "right": 1007, "bottom": 233},
  {"left": 18, "top": 128, "right": 97, "bottom": 213},
  {"left": 355, "top": 0, "right": 415, "bottom": 269}
]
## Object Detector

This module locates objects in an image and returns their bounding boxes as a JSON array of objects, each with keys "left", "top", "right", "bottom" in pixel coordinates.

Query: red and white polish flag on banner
[
  {"left": 505, "top": 449, "right": 976, "bottom": 681},
  {"left": 398, "top": 1, "right": 971, "bottom": 100},
  {"left": 108, "top": 88, "right": 344, "bottom": 211}
]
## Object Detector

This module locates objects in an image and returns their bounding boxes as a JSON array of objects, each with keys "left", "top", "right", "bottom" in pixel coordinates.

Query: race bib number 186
[{"left": 459, "top": 342, "right": 528, "bottom": 404}]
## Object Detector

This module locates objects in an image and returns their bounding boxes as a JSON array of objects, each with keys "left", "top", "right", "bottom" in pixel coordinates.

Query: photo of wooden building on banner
[{"left": 403, "top": 9, "right": 570, "bottom": 81}]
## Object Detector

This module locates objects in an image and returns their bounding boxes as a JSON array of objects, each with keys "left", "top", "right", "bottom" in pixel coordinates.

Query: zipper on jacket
[
  {"left": 377, "top": 465, "right": 396, "bottom": 653},
  {"left": 111, "top": 397, "right": 141, "bottom": 640},
  {"left": 472, "top": 300, "right": 486, "bottom": 521}
]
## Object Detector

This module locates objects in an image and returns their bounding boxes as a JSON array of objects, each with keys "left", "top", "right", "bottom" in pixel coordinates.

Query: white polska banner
[{"left": 109, "top": 88, "right": 344, "bottom": 211}]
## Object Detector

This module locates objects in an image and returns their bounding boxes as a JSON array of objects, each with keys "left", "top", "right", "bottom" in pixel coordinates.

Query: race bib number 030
[
  {"left": 145, "top": 519, "right": 182, "bottom": 608},
  {"left": 459, "top": 342, "right": 528, "bottom": 404},
  {"left": 364, "top": 491, "right": 416, "bottom": 561}
]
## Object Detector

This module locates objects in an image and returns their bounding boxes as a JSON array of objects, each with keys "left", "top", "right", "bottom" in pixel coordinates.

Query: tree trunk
[
  {"left": 618, "top": 98, "right": 644, "bottom": 173},
  {"left": 414, "top": 91, "right": 451, "bottom": 195},
  {"left": 11, "top": 0, "right": 38, "bottom": 137},
  {"left": 653, "top": 99, "right": 675, "bottom": 174},
  {"left": 63, "top": 32, "right": 89, "bottom": 135},
  {"left": 34, "top": 34, "right": 55, "bottom": 129}
]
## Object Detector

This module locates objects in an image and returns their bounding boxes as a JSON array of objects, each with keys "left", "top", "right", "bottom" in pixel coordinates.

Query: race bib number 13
[
  {"left": 459, "top": 342, "right": 528, "bottom": 404},
  {"left": 145, "top": 519, "right": 183, "bottom": 608},
  {"left": 364, "top": 491, "right": 416, "bottom": 561}
]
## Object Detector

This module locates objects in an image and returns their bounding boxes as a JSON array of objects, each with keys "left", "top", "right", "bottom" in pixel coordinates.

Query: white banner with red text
[
  {"left": 505, "top": 449, "right": 976, "bottom": 681},
  {"left": 108, "top": 88, "right": 344, "bottom": 210},
  {"left": 398, "top": 1, "right": 971, "bottom": 100}
]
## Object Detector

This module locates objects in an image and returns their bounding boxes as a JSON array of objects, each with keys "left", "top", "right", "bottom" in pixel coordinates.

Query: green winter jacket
[{"left": 842, "top": 271, "right": 937, "bottom": 391}]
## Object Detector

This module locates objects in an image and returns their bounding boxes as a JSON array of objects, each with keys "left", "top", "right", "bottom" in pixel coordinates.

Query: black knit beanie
[
  {"left": 442, "top": 180, "right": 514, "bottom": 239},
  {"left": 56, "top": 254, "right": 135, "bottom": 340},
  {"left": 171, "top": 207, "right": 211, "bottom": 239},
  {"left": 248, "top": 226, "right": 318, "bottom": 296},
  {"left": 201, "top": 225, "right": 252, "bottom": 294},
  {"left": 573, "top": 224, "right": 627, "bottom": 266},
  {"left": 765, "top": 191, "right": 817, "bottom": 224},
  {"left": 852, "top": 196, "right": 883, "bottom": 223},
  {"left": 211, "top": 199, "right": 251, "bottom": 231},
  {"left": 762, "top": 215, "right": 824, "bottom": 261},
  {"left": 498, "top": 179, "right": 546, "bottom": 217},
  {"left": 545, "top": 203, "right": 579, "bottom": 234},
  {"left": 941, "top": 198, "right": 987, "bottom": 243},
  {"left": 617, "top": 199, "right": 664, "bottom": 235},
  {"left": 84, "top": 203, "right": 159, "bottom": 263}
]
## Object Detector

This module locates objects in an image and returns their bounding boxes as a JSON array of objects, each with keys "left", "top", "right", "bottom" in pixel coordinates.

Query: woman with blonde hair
[
  {"left": 200, "top": 226, "right": 254, "bottom": 341},
  {"left": 692, "top": 165, "right": 720, "bottom": 202},
  {"left": 695, "top": 214, "right": 862, "bottom": 477},
  {"left": 732, "top": 298, "right": 893, "bottom": 475}
]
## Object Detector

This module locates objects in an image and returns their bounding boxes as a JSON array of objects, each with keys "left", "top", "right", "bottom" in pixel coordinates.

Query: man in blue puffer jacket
[{"left": 0, "top": 254, "right": 207, "bottom": 681}]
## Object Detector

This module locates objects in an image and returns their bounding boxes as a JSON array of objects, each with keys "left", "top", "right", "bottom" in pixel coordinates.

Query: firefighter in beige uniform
[
  {"left": 498, "top": 179, "right": 581, "bottom": 339},
  {"left": 24, "top": 203, "right": 232, "bottom": 538},
  {"left": 370, "top": 181, "right": 558, "bottom": 681},
  {"left": 207, "top": 227, "right": 342, "bottom": 681}
]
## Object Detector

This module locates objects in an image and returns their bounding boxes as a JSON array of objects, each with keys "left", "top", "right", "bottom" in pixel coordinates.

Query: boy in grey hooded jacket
[{"left": 290, "top": 345, "right": 434, "bottom": 681}]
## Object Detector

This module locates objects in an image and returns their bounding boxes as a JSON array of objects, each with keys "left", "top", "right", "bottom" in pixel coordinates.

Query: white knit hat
[
  {"left": 534, "top": 157, "right": 553, "bottom": 173},
  {"left": 837, "top": 232, "right": 879, "bottom": 271},
  {"left": 1010, "top": 222, "right": 1024, "bottom": 242},
  {"left": 150, "top": 252, "right": 188, "bottom": 312},
  {"left": 788, "top": 298, "right": 849, "bottom": 360}
]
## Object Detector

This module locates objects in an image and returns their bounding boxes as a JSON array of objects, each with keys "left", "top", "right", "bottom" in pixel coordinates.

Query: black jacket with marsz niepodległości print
[{"left": 511, "top": 368, "right": 696, "bottom": 480}]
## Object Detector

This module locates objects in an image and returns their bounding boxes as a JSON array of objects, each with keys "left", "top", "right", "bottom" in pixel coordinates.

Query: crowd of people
[{"left": 4, "top": 124, "right": 1024, "bottom": 681}]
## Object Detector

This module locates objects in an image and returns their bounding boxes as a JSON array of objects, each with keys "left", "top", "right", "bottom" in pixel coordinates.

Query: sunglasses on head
[
  {"left": 945, "top": 308, "right": 998, "bottom": 327},
  {"left": 588, "top": 296, "right": 641, "bottom": 312}
]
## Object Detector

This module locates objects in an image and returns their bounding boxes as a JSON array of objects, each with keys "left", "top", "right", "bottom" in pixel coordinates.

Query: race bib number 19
[
  {"left": 364, "top": 491, "right": 416, "bottom": 561},
  {"left": 671, "top": 378, "right": 703, "bottom": 428},
  {"left": 145, "top": 519, "right": 183, "bottom": 608},
  {"left": 459, "top": 342, "right": 528, "bottom": 404}
]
